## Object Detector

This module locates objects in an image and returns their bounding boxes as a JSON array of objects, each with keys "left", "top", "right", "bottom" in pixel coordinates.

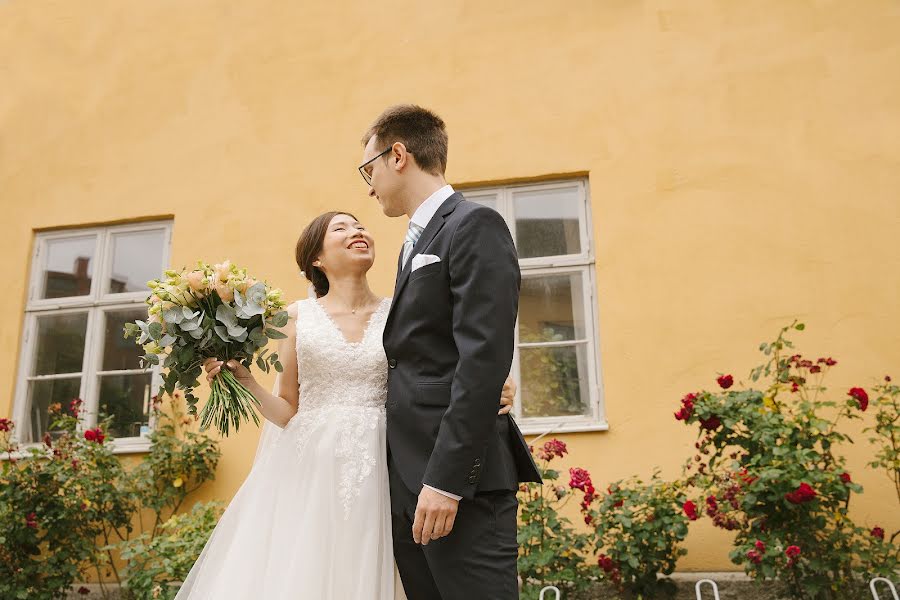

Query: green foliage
[
  {"left": 587, "top": 472, "right": 690, "bottom": 598},
  {"left": 118, "top": 501, "right": 223, "bottom": 600}
]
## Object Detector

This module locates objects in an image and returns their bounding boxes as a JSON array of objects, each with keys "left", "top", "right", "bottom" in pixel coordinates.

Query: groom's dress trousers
[{"left": 384, "top": 189, "right": 542, "bottom": 600}]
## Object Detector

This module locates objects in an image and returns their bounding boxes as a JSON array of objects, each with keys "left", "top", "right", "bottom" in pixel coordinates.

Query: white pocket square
[{"left": 411, "top": 254, "right": 441, "bottom": 272}]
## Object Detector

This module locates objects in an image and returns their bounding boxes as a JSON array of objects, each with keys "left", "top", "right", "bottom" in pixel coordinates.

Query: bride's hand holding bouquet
[{"left": 124, "top": 260, "right": 288, "bottom": 436}]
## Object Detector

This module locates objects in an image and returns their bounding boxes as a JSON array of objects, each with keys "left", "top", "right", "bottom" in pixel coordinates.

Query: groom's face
[{"left": 362, "top": 136, "right": 405, "bottom": 218}]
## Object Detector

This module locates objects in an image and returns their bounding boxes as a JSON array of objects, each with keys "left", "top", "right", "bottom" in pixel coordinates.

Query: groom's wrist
[{"left": 423, "top": 484, "right": 462, "bottom": 502}]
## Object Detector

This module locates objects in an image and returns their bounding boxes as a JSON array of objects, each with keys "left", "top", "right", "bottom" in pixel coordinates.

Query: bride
[{"left": 174, "top": 211, "right": 516, "bottom": 599}]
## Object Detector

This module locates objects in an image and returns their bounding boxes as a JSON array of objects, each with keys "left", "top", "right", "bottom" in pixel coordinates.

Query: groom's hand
[{"left": 413, "top": 487, "right": 459, "bottom": 545}]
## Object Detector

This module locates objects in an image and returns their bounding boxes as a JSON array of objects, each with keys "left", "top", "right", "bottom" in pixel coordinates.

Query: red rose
[
  {"left": 785, "top": 545, "right": 801, "bottom": 558},
  {"left": 83, "top": 428, "right": 105, "bottom": 444},
  {"left": 886, "top": 375, "right": 892, "bottom": 382},
  {"left": 747, "top": 550, "right": 762, "bottom": 564},
  {"left": 848, "top": 387, "right": 869, "bottom": 411},
  {"left": 706, "top": 495, "right": 719, "bottom": 517},
  {"left": 683, "top": 500, "right": 699, "bottom": 521},
  {"left": 754, "top": 540, "right": 766, "bottom": 552},
  {"left": 785, "top": 483, "right": 817, "bottom": 504},
  {"left": 700, "top": 415, "right": 722, "bottom": 430},
  {"left": 809, "top": 365, "right": 821, "bottom": 374},
  {"left": 78, "top": 587, "right": 90, "bottom": 595},
  {"left": 598, "top": 554, "right": 616, "bottom": 573},
  {"left": 568, "top": 467, "right": 592, "bottom": 491},
  {"left": 0, "top": 418, "right": 12, "bottom": 432},
  {"left": 717, "top": 375, "right": 734, "bottom": 389},
  {"left": 824, "top": 358, "right": 837, "bottom": 366},
  {"left": 871, "top": 527, "right": 885, "bottom": 540},
  {"left": 25, "top": 512, "right": 38, "bottom": 529},
  {"left": 584, "top": 514, "right": 593, "bottom": 525},
  {"left": 542, "top": 439, "right": 568, "bottom": 460},
  {"left": 675, "top": 393, "right": 697, "bottom": 421},
  {"left": 839, "top": 472, "right": 851, "bottom": 484},
  {"left": 42, "top": 432, "right": 53, "bottom": 448}
]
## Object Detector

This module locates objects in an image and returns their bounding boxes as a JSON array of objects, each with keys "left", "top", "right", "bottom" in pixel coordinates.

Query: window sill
[
  {"left": 517, "top": 419, "right": 609, "bottom": 437},
  {"left": 1, "top": 437, "right": 152, "bottom": 461}
]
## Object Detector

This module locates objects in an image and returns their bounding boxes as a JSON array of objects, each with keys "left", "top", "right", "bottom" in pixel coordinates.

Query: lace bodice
[
  {"left": 284, "top": 297, "right": 391, "bottom": 518},
  {"left": 294, "top": 297, "right": 390, "bottom": 411}
]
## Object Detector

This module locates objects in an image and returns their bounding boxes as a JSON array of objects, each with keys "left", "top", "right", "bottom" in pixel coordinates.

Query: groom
[{"left": 360, "top": 105, "right": 541, "bottom": 599}]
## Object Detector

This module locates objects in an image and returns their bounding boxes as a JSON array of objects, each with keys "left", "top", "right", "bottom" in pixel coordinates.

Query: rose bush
[
  {"left": 0, "top": 392, "right": 220, "bottom": 599},
  {"left": 676, "top": 322, "right": 898, "bottom": 599}
]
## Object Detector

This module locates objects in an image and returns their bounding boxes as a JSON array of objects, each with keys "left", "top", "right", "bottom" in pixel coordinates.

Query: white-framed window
[
  {"left": 11, "top": 221, "right": 172, "bottom": 453},
  {"left": 466, "top": 179, "right": 607, "bottom": 434}
]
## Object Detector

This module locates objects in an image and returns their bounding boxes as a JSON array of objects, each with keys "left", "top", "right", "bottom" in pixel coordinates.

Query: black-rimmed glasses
[{"left": 358, "top": 147, "right": 392, "bottom": 186}]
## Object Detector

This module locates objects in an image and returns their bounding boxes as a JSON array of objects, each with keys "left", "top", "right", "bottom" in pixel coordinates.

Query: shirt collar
[{"left": 410, "top": 184, "right": 455, "bottom": 230}]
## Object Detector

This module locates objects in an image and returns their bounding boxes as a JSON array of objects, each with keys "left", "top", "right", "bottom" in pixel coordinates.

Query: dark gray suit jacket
[{"left": 383, "top": 192, "right": 542, "bottom": 500}]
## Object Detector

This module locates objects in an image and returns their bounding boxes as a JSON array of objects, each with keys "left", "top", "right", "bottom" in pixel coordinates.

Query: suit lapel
[{"left": 387, "top": 192, "right": 465, "bottom": 328}]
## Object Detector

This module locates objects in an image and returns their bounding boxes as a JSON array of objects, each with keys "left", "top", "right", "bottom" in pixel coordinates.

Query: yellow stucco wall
[{"left": 2, "top": 1, "right": 899, "bottom": 571}]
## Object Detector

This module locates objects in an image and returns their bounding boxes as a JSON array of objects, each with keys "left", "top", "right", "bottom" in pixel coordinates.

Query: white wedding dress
[{"left": 175, "top": 297, "right": 405, "bottom": 599}]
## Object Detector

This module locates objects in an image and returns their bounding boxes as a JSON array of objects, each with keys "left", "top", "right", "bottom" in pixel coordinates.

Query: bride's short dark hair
[{"left": 295, "top": 211, "right": 360, "bottom": 298}]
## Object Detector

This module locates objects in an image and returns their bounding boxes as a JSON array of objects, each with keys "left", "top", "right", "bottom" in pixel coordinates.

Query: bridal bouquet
[{"left": 124, "top": 261, "right": 288, "bottom": 436}]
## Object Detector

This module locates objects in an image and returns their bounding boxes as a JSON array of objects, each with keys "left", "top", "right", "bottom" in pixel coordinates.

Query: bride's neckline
[{"left": 310, "top": 297, "right": 389, "bottom": 346}]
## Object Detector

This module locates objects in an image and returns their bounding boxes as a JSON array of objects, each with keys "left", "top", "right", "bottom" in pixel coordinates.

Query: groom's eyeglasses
[{"left": 358, "top": 147, "right": 393, "bottom": 186}]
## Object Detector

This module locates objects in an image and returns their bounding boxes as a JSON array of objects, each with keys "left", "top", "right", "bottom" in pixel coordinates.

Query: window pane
[
  {"left": 99, "top": 373, "right": 153, "bottom": 439},
  {"left": 33, "top": 312, "right": 88, "bottom": 375},
  {"left": 101, "top": 309, "right": 148, "bottom": 371},
  {"left": 107, "top": 229, "right": 166, "bottom": 294},
  {"left": 520, "top": 344, "right": 590, "bottom": 418},
  {"left": 518, "top": 273, "right": 586, "bottom": 342},
  {"left": 25, "top": 377, "right": 81, "bottom": 443},
  {"left": 41, "top": 236, "right": 96, "bottom": 299},
  {"left": 513, "top": 187, "right": 582, "bottom": 258},
  {"left": 468, "top": 192, "right": 498, "bottom": 212}
]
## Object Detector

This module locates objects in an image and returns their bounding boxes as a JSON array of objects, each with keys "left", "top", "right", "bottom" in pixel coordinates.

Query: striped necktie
[{"left": 401, "top": 222, "right": 425, "bottom": 270}]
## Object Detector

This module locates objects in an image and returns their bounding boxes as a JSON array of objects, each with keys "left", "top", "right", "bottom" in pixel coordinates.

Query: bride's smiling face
[{"left": 315, "top": 214, "right": 375, "bottom": 277}]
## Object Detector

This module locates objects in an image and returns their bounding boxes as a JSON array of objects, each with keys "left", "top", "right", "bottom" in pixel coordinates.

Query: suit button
[
  {"left": 468, "top": 475, "right": 477, "bottom": 484},
  {"left": 388, "top": 359, "right": 397, "bottom": 369}
]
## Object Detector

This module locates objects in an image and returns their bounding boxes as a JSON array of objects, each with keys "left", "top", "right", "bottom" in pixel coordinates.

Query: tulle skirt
[{"left": 175, "top": 406, "right": 400, "bottom": 599}]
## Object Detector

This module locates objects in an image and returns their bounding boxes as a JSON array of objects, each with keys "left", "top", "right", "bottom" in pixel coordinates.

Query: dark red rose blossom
[
  {"left": 717, "top": 374, "right": 734, "bottom": 389},
  {"left": 542, "top": 439, "right": 568, "bottom": 460},
  {"left": 25, "top": 512, "right": 38, "bottom": 529},
  {"left": 848, "top": 387, "right": 869, "bottom": 411},
  {"left": 886, "top": 375, "right": 892, "bottom": 382},
  {"left": 809, "top": 365, "right": 821, "bottom": 374},
  {"left": 871, "top": 527, "right": 885, "bottom": 540},
  {"left": 790, "top": 382, "right": 800, "bottom": 393},
  {"left": 598, "top": 554, "right": 616, "bottom": 573},
  {"left": 747, "top": 550, "right": 762, "bottom": 564},
  {"left": 568, "top": 467, "right": 592, "bottom": 491},
  {"left": 683, "top": 500, "right": 699, "bottom": 521},
  {"left": 675, "top": 393, "right": 697, "bottom": 421},
  {"left": 786, "top": 545, "right": 801, "bottom": 558},
  {"left": 700, "top": 415, "right": 722, "bottom": 430},
  {"left": 78, "top": 587, "right": 90, "bottom": 596},
  {"left": 824, "top": 358, "right": 837, "bottom": 366},
  {"left": 754, "top": 540, "right": 766, "bottom": 552},
  {"left": 706, "top": 495, "right": 719, "bottom": 517},
  {"left": 785, "top": 483, "right": 817, "bottom": 504},
  {"left": 0, "top": 418, "right": 12, "bottom": 432},
  {"left": 83, "top": 428, "right": 105, "bottom": 444},
  {"left": 42, "top": 432, "right": 53, "bottom": 448},
  {"left": 839, "top": 472, "right": 852, "bottom": 484},
  {"left": 584, "top": 514, "right": 593, "bottom": 525}
]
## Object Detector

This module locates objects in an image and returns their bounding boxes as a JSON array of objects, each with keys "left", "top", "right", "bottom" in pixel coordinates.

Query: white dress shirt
[{"left": 406, "top": 185, "right": 463, "bottom": 502}]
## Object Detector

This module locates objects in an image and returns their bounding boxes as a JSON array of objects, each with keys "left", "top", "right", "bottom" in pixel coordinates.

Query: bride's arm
[{"left": 204, "top": 303, "right": 300, "bottom": 428}]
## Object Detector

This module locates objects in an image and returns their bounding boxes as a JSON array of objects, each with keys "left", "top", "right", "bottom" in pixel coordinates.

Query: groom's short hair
[{"left": 362, "top": 105, "right": 448, "bottom": 176}]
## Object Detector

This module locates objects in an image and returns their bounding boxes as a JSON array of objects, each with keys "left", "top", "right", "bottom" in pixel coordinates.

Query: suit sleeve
[{"left": 422, "top": 206, "right": 520, "bottom": 499}]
